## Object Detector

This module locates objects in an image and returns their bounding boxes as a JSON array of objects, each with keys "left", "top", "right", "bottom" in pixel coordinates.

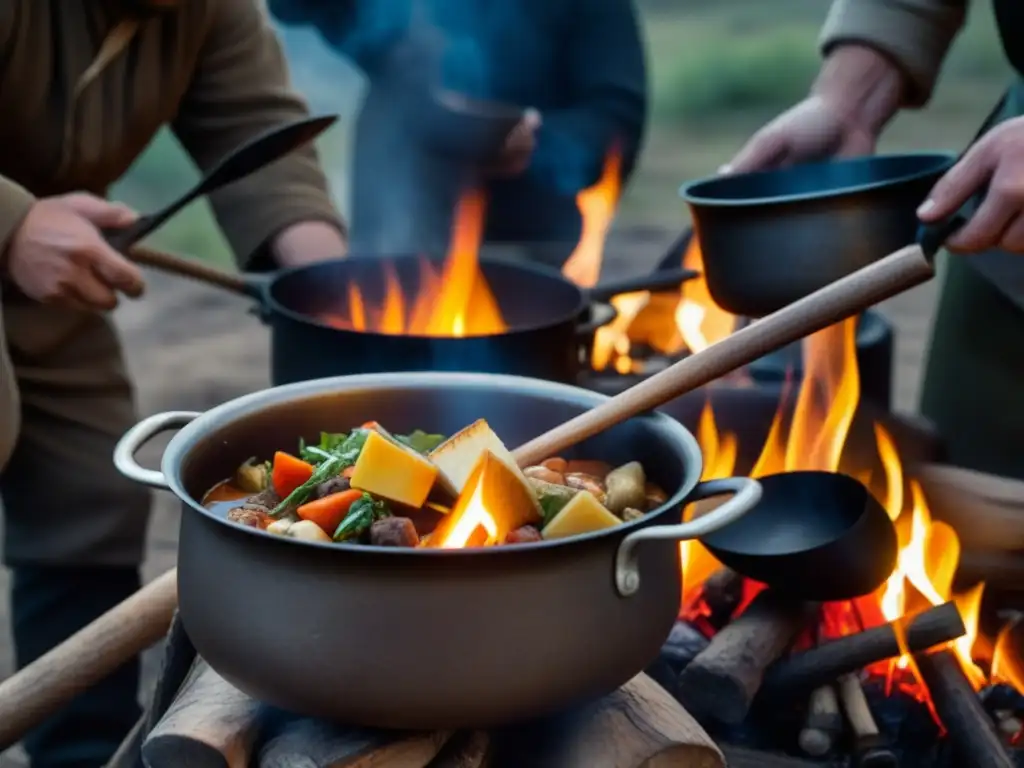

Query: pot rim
[
  {"left": 679, "top": 151, "right": 956, "bottom": 208},
  {"left": 260, "top": 254, "right": 594, "bottom": 338},
  {"left": 160, "top": 372, "right": 705, "bottom": 557}
]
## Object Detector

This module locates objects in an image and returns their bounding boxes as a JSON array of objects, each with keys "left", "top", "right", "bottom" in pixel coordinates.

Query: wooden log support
[
  {"left": 141, "top": 660, "right": 264, "bottom": 768},
  {"left": 759, "top": 601, "right": 966, "bottom": 697},
  {"left": 915, "top": 649, "right": 1015, "bottom": 768},
  {"left": 485, "top": 674, "right": 724, "bottom": 768},
  {"left": 676, "top": 589, "right": 817, "bottom": 725},
  {"left": 139, "top": 668, "right": 720, "bottom": 768},
  {"left": 796, "top": 684, "right": 841, "bottom": 758},
  {"left": 837, "top": 674, "right": 896, "bottom": 768}
]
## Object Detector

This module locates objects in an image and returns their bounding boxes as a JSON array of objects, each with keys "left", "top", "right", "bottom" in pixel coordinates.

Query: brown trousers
[{"left": 0, "top": 288, "right": 150, "bottom": 567}]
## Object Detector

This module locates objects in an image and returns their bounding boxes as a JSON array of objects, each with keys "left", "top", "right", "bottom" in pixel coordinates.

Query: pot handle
[
  {"left": 113, "top": 411, "right": 201, "bottom": 491},
  {"left": 575, "top": 302, "right": 618, "bottom": 338},
  {"left": 614, "top": 476, "right": 762, "bottom": 598}
]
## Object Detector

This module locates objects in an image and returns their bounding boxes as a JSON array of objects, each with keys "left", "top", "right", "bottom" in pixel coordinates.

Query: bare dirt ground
[{"left": 0, "top": 233, "right": 939, "bottom": 765}]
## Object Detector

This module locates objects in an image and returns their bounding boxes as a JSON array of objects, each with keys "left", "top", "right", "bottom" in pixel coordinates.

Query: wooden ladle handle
[{"left": 512, "top": 243, "right": 935, "bottom": 466}]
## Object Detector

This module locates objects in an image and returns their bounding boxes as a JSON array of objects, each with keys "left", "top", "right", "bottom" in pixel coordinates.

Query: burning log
[
  {"left": 797, "top": 684, "right": 841, "bottom": 757},
  {"left": 837, "top": 673, "right": 897, "bottom": 768},
  {"left": 719, "top": 744, "right": 822, "bottom": 768},
  {"left": 140, "top": 668, "right": 723, "bottom": 768},
  {"left": 700, "top": 567, "right": 744, "bottom": 629},
  {"left": 676, "top": 590, "right": 817, "bottom": 725},
  {"left": 915, "top": 649, "right": 1015, "bottom": 768},
  {"left": 759, "top": 601, "right": 966, "bottom": 697}
]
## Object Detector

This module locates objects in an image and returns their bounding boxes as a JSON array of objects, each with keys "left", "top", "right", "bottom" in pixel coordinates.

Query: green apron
[{"left": 919, "top": 80, "right": 1024, "bottom": 479}]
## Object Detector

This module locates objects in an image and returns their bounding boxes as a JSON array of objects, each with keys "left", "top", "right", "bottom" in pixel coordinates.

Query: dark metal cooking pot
[
  {"left": 133, "top": 249, "right": 696, "bottom": 385},
  {"left": 679, "top": 152, "right": 955, "bottom": 317},
  {"left": 113, "top": 373, "right": 760, "bottom": 728}
]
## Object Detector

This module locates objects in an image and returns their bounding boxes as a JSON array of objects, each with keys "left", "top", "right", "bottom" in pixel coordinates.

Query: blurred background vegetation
[{"left": 112, "top": 0, "right": 1010, "bottom": 269}]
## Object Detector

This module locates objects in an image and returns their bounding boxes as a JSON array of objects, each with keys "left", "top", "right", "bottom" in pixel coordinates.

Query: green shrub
[{"left": 653, "top": 26, "right": 819, "bottom": 121}]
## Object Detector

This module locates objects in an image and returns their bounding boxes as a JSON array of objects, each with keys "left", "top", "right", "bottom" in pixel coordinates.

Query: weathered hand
[
  {"left": 4, "top": 193, "right": 144, "bottom": 311},
  {"left": 917, "top": 116, "right": 1024, "bottom": 253},
  {"left": 723, "top": 95, "right": 879, "bottom": 175}
]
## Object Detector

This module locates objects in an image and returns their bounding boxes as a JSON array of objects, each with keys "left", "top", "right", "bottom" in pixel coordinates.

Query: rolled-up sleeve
[
  {"left": 173, "top": 0, "right": 345, "bottom": 269},
  {"left": 819, "top": 0, "right": 969, "bottom": 106}
]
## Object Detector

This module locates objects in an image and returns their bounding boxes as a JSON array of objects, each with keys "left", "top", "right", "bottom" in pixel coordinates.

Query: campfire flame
[
  {"left": 558, "top": 149, "right": 1022, "bottom": 707},
  {"left": 327, "top": 190, "right": 508, "bottom": 337}
]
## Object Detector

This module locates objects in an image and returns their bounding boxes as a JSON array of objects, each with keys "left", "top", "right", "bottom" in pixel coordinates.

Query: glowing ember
[{"left": 324, "top": 190, "right": 508, "bottom": 338}]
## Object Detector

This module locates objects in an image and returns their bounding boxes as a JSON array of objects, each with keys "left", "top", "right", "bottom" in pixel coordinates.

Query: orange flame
[
  {"left": 562, "top": 149, "right": 623, "bottom": 289},
  {"left": 323, "top": 190, "right": 508, "bottom": 337}
]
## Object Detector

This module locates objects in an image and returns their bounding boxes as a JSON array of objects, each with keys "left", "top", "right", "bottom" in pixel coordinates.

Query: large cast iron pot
[
  {"left": 114, "top": 373, "right": 759, "bottom": 728},
  {"left": 679, "top": 152, "right": 955, "bottom": 317},
  {"left": 134, "top": 249, "right": 695, "bottom": 385}
]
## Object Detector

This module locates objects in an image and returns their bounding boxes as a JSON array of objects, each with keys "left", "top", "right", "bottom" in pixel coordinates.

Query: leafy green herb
[
  {"left": 394, "top": 429, "right": 447, "bottom": 454},
  {"left": 299, "top": 432, "right": 353, "bottom": 464},
  {"left": 333, "top": 494, "right": 392, "bottom": 542}
]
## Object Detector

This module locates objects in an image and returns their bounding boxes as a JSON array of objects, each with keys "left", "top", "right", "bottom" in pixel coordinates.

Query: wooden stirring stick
[
  {"left": 0, "top": 242, "right": 937, "bottom": 751},
  {"left": 512, "top": 242, "right": 934, "bottom": 465}
]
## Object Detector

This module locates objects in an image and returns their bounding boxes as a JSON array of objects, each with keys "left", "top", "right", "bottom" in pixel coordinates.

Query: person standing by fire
[
  {"left": 724, "top": 0, "right": 1024, "bottom": 481},
  {"left": 0, "top": 1, "right": 346, "bottom": 765},
  {"left": 269, "top": 0, "right": 647, "bottom": 266}
]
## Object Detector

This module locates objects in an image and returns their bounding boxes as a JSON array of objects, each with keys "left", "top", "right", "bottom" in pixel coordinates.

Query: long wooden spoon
[{"left": 0, "top": 238, "right": 940, "bottom": 749}]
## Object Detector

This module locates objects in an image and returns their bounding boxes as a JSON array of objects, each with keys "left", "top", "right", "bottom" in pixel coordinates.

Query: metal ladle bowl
[{"left": 700, "top": 471, "right": 899, "bottom": 601}]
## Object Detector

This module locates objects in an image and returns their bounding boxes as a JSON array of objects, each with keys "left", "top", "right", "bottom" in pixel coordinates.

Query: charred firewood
[
  {"left": 797, "top": 684, "right": 841, "bottom": 757},
  {"left": 676, "top": 590, "right": 817, "bottom": 725},
  {"left": 915, "top": 649, "right": 1015, "bottom": 768},
  {"left": 701, "top": 567, "right": 745, "bottom": 630},
  {"left": 837, "top": 673, "right": 897, "bottom": 768},
  {"left": 759, "top": 601, "right": 966, "bottom": 698}
]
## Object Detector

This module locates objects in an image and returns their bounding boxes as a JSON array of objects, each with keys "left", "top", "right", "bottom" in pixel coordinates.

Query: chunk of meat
[
  {"left": 245, "top": 488, "right": 281, "bottom": 510},
  {"left": 504, "top": 525, "right": 542, "bottom": 545},
  {"left": 369, "top": 517, "right": 420, "bottom": 547},
  {"left": 314, "top": 476, "right": 351, "bottom": 499},
  {"left": 227, "top": 507, "right": 270, "bottom": 529}
]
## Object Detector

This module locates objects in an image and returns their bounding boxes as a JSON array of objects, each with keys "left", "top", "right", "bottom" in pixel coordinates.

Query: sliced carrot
[
  {"left": 297, "top": 489, "right": 363, "bottom": 534},
  {"left": 360, "top": 421, "right": 379, "bottom": 430},
  {"left": 272, "top": 451, "right": 314, "bottom": 497},
  {"left": 342, "top": 466, "right": 356, "bottom": 479}
]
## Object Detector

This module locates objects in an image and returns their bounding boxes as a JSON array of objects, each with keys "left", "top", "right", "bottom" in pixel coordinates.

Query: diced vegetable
[
  {"left": 297, "top": 489, "right": 363, "bottom": 535},
  {"left": 350, "top": 431, "right": 439, "bottom": 508},
  {"left": 604, "top": 462, "right": 647, "bottom": 516},
  {"left": 266, "top": 518, "right": 294, "bottom": 536},
  {"left": 334, "top": 493, "right": 391, "bottom": 541},
  {"left": 271, "top": 452, "right": 315, "bottom": 497},
  {"left": 288, "top": 520, "right": 332, "bottom": 542},
  {"left": 272, "top": 455, "right": 347, "bottom": 516},
  {"left": 564, "top": 472, "right": 607, "bottom": 504},
  {"left": 527, "top": 478, "right": 578, "bottom": 526},
  {"left": 235, "top": 458, "right": 270, "bottom": 493},
  {"left": 542, "top": 491, "right": 623, "bottom": 540},
  {"left": 428, "top": 419, "right": 542, "bottom": 516}
]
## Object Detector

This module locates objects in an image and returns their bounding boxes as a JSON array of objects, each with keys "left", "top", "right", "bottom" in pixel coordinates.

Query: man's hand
[
  {"left": 918, "top": 116, "right": 1024, "bottom": 253},
  {"left": 489, "top": 109, "right": 542, "bottom": 177},
  {"left": 723, "top": 46, "right": 905, "bottom": 175},
  {"left": 3, "top": 193, "right": 145, "bottom": 311}
]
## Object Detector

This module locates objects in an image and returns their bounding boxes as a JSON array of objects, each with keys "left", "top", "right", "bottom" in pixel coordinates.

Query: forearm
[
  {"left": 819, "top": 0, "right": 968, "bottom": 107},
  {"left": 812, "top": 45, "right": 908, "bottom": 137},
  {"left": 271, "top": 220, "right": 347, "bottom": 267}
]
